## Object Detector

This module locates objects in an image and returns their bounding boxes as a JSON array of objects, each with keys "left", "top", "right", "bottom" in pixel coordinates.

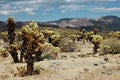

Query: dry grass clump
[
  {"left": 41, "top": 42, "right": 61, "bottom": 60},
  {"left": 58, "top": 37, "right": 78, "bottom": 52},
  {"left": 100, "top": 38, "right": 120, "bottom": 54}
]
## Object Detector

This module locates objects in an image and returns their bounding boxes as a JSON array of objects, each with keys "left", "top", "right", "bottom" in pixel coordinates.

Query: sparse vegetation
[
  {"left": 100, "top": 38, "right": 120, "bottom": 54},
  {"left": 0, "top": 17, "right": 120, "bottom": 80},
  {"left": 58, "top": 37, "right": 78, "bottom": 52}
]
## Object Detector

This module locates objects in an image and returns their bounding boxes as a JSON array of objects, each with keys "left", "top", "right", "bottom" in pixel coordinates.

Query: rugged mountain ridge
[{"left": 0, "top": 15, "right": 120, "bottom": 31}]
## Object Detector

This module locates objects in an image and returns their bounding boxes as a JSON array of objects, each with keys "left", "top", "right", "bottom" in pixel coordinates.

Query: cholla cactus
[
  {"left": 8, "top": 44, "right": 19, "bottom": 63},
  {"left": 91, "top": 35, "right": 103, "bottom": 54},
  {"left": 108, "top": 31, "right": 120, "bottom": 39},
  {"left": 41, "top": 29, "right": 55, "bottom": 38},
  {"left": 93, "top": 29, "right": 98, "bottom": 35},
  {"left": 16, "top": 66, "right": 26, "bottom": 77},
  {"left": 0, "top": 48, "right": 8, "bottom": 57},
  {"left": 19, "top": 22, "right": 62, "bottom": 75},
  {"left": 113, "top": 31, "right": 120, "bottom": 39},
  {"left": 7, "top": 17, "right": 16, "bottom": 44},
  {"left": 40, "top": 29, "right": 56, "bottom": 42},
  {"left": 41, "top": 29, "right": 62, "bottom": 46},
  {"left": 50, "top": 34, "right": 61, "bottom": 46},
  {"left": 69, "top": 34, "right": 77, "bottom": 41},
  {"left": 20, "top": 21, "right": 45, "bottom": 75}
]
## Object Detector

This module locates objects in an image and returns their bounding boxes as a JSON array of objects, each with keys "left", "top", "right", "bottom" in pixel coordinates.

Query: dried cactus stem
[
  {"left": 9, "top": 46, "right": 19, "bottom": 63},
  {"left": 26, "top": 54, "right": 34, "bottom": 75},
  {"left": 20, "top": 35, "right": 28, "bottom": 62},
  {"left": 26, "top": 40, "right": 34, "bottom": 75},
  {"left": 20, "top": 52, "right": 24, "bottom": 62}
]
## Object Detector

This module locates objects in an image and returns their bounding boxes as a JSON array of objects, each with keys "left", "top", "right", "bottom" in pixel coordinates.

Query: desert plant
[
  {"left": 0, "top": 48, "right": 8, "bottom": 57},
  {"left": 8, "top": 44, "right": 19, "bottom": 63},
  {"left": 108, "top": 31, "right": 120, "bottom": 39},
  {"left": 41, "top": 42, "right": 61, "bottom": 60},
  {"left": 16, "top": 65, "right": 43, "bottom": 77},
  {"left": 91, "top": 35, "right": 103, "bottom": 54},
  {"left": 6, "top": 17, "right": 16, "bottom": 44},
  {"left": 100, "top": 38, "right": 120, "bottom": 54},
  {"left": 0, "top": 31, "right": 8, "bottom": 42},
  {"left": 58, "top": 37, "right": 77, "bottom": 52},
  {"left": 20, "top": 21, "right": 45, "bottom": 75},
  {"left": 69, "top": 34, "right": 77, "bottom": 41},
  {"left": 50, "top": 34, "right": 61, "bottom": 46},
  {"left": 93, "top": 29, "right": 99, "bottom": 35},
  {"left": 16, "top": 66, "right": 27, "bottom": 77}
]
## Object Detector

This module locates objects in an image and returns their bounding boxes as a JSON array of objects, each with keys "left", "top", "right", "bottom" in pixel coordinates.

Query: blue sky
[{"left": 0, "top": 0, "right": 120, "bottom": 22}]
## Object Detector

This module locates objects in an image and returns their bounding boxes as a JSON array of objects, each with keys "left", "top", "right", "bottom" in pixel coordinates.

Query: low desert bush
[
  {"left": 100, "top": 38, "right": 120, "bottom": 54},
  {"left": 41, "top": 42, "right": 61, "bottom": 60},
  {"left": 58, "top": 37, "right": 78, "bottom": 52}
]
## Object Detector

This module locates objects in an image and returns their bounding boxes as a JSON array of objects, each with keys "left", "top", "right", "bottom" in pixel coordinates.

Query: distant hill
[{"left": 0, "top": 15, "right": 120, "bottom": 31}]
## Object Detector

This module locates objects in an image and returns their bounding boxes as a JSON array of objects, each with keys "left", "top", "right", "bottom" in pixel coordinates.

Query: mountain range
[{"left": 0, "top": 15, "right": 120, "bottom": 31}]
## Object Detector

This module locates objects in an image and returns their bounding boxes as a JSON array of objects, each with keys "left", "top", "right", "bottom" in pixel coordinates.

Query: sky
[{"left": 0, "top": 0, "right": 120, "bottom": 22}]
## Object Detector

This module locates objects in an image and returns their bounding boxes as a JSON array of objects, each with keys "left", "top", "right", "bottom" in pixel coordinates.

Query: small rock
[
  {"left": 93, "top": 54, "right": 99, "bottom": 57},
  {"left": 103, "top": 66, "right": 106, "bottom": 68},
  {"left": 93, "top": 63, "right": 98, "bottom": 66},
  {"left": 104, "top": 57, "right": 109, "bottom": 61},
  {"left": 83, "top": 68, "right": 89, "bottom": 72}
]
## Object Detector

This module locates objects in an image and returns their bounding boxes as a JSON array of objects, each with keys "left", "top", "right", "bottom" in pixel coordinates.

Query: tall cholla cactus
[
  {"left": 20, "top": 21, "right": 44, "bottom": 75},
  {"left": 91, "top": 35, "right": 103, "bottom": 54},
  {"left": 6, "top": 17, "right": 16, "bottom": 44}
]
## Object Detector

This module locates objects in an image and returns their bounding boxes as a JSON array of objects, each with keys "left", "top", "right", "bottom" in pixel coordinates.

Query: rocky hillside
[{"left": 0, "top": 15, "right": 120, "bottom": 31}]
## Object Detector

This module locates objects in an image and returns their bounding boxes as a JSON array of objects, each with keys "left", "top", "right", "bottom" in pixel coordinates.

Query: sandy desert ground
[{"left": 0, "top": 41, "right": 120, "bottom": 80}]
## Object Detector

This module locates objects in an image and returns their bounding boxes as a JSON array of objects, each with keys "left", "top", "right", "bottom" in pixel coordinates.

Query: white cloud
[
  {"left": 0, "top": 0, "right": 118, "bottom": 15},
  {"left": 60, "top": 4, "right": 85, "bottom": 10},
  {"left": 92, "top": 7, "right": 120, "bottom": 12},
  {"left": 61, "top": 10, "right": 67, "bottom": 13},
  {"left": 0, "top": 0, "right": 42, "bottom": 15}
]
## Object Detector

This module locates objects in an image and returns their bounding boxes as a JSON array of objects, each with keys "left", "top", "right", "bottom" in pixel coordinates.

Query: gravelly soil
[{"left": 0, "top": 41, "right": 120, "bottom": 80}]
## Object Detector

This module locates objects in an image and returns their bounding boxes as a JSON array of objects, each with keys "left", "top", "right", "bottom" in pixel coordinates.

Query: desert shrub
[
  {"left": 58, "top": 37, "right": 78, "bottom": 52},
  {"left": 0, "top": 31, "right": 8, "bottom": 42},
  {"left": 41, "top": 42, "right": 61, "bottom": 60},
  {"left": 0, "top": 47, "right": 8, "bottom": 57},
  {"left": 100, "top": 38, "right": 120, "bottom": 54}
]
